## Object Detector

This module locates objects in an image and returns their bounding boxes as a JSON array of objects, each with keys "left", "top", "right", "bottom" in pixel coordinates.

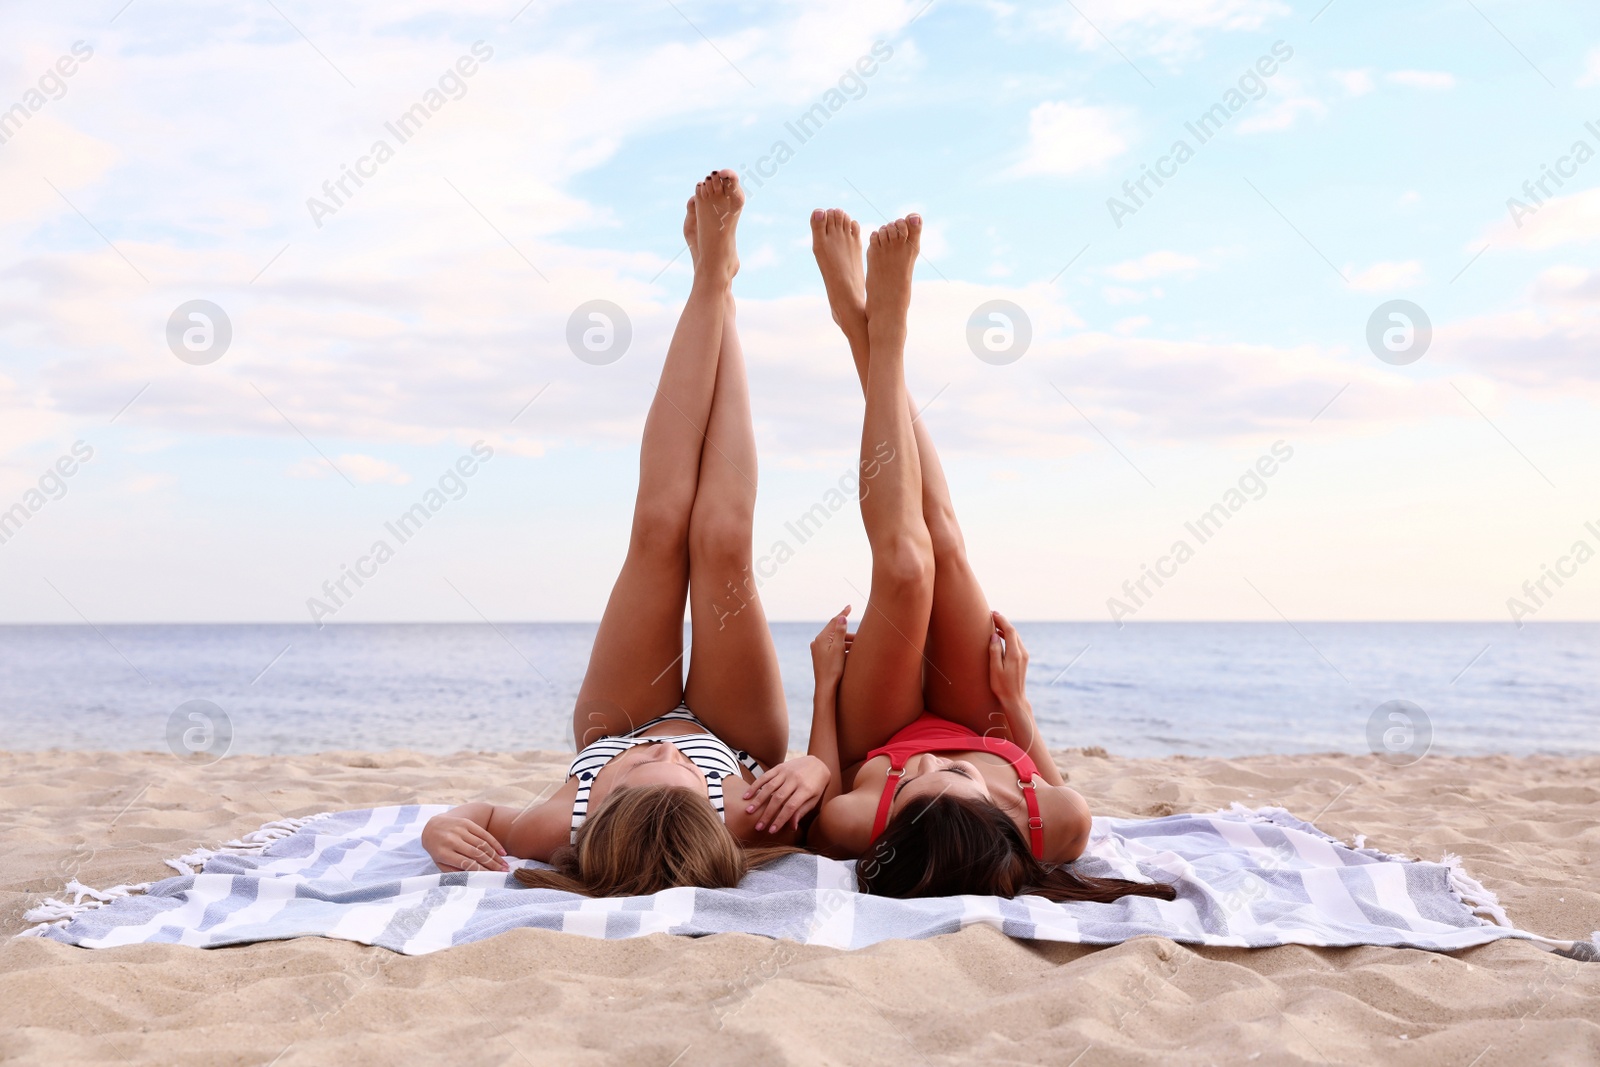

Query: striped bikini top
[{"left": 566, "top": 706, "right": 764, "bottom": 843}]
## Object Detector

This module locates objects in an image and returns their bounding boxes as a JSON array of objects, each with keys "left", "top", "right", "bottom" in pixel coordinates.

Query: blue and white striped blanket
[{"left": 22, "top": 804, "right": 1595, "bottom": 958}]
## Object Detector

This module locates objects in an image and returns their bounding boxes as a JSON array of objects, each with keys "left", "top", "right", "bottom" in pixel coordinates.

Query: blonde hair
[{"left": 514, "top": 784, "right": 798, "bottom": 897}]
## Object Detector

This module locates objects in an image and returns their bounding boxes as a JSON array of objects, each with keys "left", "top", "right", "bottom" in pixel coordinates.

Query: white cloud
[
  {"left": 1104, "top": 250, "right": 1204, "bottom": 281},
  {"left": 1529, "top": 266, "right": 1600, "bottom": 305},
  {"left": 1009, "top": 101, "right": 1130, "bottom": 176},
  {"left": 1333, "top": 69, "right": 1374, "bottom": 96},
  {"left": 915, "top": 218, "right": 952, "bottom": 262},
  {"left": 1235, "top": 95, "right": 1326, "bottom": 134},
  {"left": 1441, "top": 264, "right": 1600, "bottom": 393},
  {"left": 1580, "top": 46, "right": 1600, "bottom": 87},
  {"left": 1034, "top": 0, "right": 1290, "bottom": 61},
  {"left": 342, "top": 455, "right": 413, "bottom": 485},
  {"left": 1385, "top": 70, "right": 1455, "bottom": 90},
  {"left": 0, "top": 117, "right": 120, "bottom": 228},
  {"left": 1479, "top": 188, "right": 1600, "bottom": 250},
  {"left": 1101, "top": 285, "right": 1147, "bottom": 305},
  {"left": 1447, "top": 309, "right": 1600, "bottom": 393},
  {"left": 1347, "top": 260, "right": 1424, "bottom": 291},
  {"left": 286, "top": 455, "right": 411, "bottom": 484}
]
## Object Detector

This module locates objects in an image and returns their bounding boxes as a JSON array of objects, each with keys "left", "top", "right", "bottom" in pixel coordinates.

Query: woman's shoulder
[
  {"left": 505, "top": 780, "right": 581, "bottom": 860},
  {"left": 1038, "top": 784, "right": 1092, "bottom": 862},
  {"left": 841, "top": 752, "right": 889, "bottom": 792},
  {"left": 807, "top": 781, "right": 881, "bottom": 858}
]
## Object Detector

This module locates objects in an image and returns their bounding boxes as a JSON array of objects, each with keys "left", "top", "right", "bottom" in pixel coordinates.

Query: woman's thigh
[
  {"left": 920, "top": 549, "right": 1008, "bottom": 738},
  {"left": 835, "top": 582, "right": 933, "bottom": 767},
  {"left": 571, "top": 549, "right": 689, "bottom": 748}
]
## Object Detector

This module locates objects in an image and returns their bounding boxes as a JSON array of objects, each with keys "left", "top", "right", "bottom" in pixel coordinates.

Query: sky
[{"left": 1, "top": 0, "right": 1598, "bottom": 626}]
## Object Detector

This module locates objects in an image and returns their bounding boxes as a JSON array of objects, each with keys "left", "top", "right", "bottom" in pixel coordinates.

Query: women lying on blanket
[
  {"left": 421, "top": 170, "right": 801, "bottom": 894},
  {"left": 740, "top": 208, "right": 1175, "bottom": 904}
]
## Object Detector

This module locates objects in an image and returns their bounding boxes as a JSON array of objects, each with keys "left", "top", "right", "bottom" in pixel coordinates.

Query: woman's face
[
  {"left": 609, "top": 740, "right": 708, "bottom": 796},
  {"left": 888, "top": 753, "right": 993, "bottom": 818}
]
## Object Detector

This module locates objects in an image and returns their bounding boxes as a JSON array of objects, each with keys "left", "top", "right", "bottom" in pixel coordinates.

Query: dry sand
[{"left": 1, "top": 747, "right": 1597, "bottom": 1066}]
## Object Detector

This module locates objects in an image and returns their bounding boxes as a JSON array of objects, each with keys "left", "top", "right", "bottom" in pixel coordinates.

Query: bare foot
[
  {"left": 810, "top": 208, "right": 867, "bottom": 351},
  {"left": 865, "top": 214, "right": 920, "bottom": 339},
  {"left": 694, "top": 169, "right": 743, "bottom": 287},
  {"left": 683, "top": 197, "right": 699, "bottom": 269}
]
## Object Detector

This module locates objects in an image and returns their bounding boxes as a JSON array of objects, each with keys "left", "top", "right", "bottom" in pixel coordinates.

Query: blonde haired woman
[{"left": 421, "top": 171, "right": 820, "bottom": 894}]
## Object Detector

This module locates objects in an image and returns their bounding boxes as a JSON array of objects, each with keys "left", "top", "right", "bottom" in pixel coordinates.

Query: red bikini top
[{"left": 865, "top": 713, "right": 1045, "bottom": 859}]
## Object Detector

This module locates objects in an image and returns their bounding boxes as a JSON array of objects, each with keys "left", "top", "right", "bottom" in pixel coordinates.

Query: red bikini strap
[
  {"left": 1018, "top": 777, "right": 1044, "bottom": 860},
  {"left": 869, "top": 755, "right": 905, "bottom": 845},
  {"left": 1003, "top": 747, "right": 1046, "bottom": 860},
  {"left": 869, "top": 750, "right": 1045, "bottom": 861}
]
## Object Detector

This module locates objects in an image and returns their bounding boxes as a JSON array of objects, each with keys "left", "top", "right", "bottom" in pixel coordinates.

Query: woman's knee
[
  {"left": 688, "top": 505, "right": 753, "bottom": 570},
  {"left": 629, "top": 501, "right": 691, "bottom": 562},
  {"left": 875, "top": 533, "right": 935, "bottom": 597}
]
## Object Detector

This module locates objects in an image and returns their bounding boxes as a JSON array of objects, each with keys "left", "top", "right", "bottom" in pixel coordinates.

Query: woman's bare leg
[
  {"left": 832, "top": 215, "right": 935, "bottom": 767},
  {"left": 682, "top": 278, "right": 789, "bottom": 769},
  {"left": 571, "top": 175, "right": 740, "bottom": 748},
  {"left": 811, "top": 209, "right": 1003, "bottom": 742}
]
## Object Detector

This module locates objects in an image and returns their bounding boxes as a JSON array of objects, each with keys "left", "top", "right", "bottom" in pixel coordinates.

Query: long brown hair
[
  {"left": 514, "top": 784, "right": 799, "bottom": 897},
  {"left": 856, "top": 793, "right": 1177, "bottom": 904}
]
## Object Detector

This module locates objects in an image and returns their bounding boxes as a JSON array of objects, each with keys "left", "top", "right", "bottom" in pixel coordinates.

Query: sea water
[{"left": 1, "top": 622, "right": 1594, "bottom": 758}]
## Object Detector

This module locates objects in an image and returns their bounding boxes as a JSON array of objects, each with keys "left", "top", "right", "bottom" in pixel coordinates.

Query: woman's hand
[
  {"left": 742, "top": 755, "right": 832, "bottom": 833},
  {"left": 421, "top": 814, "right": 509, "bottom": 873},
  {"left": 810, "top": 606, "right": 853, "bottom": 689},
  {"left": 987, "top": 610, "right": 1031, "bottom": 714}
]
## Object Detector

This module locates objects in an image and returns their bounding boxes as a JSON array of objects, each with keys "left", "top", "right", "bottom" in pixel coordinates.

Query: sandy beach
[{"left": 2, "top": 747, "right": 1597, "bottom": 1066}]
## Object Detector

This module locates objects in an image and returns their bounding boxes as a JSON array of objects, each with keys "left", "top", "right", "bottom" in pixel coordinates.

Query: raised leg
[
  {"left": 682, "top": 283, "right": 789, "bottom": 769},
  {"left": 571, "top": 175, "right": 740, "bottom": 748},
  {"left": 811, "top": 209, "right": 1003, "bottom": 743},
  {"left": 832, "top": 215, "right": 935, "bottom": 767}
]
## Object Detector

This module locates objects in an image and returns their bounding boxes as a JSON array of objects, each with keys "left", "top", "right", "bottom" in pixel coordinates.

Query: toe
[
  {"left": 893, "top": 218, "right": 908, "bottom": 240},
  {"left": 810, "top": 208, "right": 825, "bottom": 237},
  {"left": 907, "top": 213, "right": 922, "bottom": 233},
  {"left": 848, "top": 218, "right": 860, "bottom": 238}
]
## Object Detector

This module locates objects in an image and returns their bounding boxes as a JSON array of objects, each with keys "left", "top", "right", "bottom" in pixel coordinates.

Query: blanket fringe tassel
[
  {"left": 17, "top": 879, "right": 155, "bottom": 936},
  {"left": 164, "top": 814, "right": 330, "bottom": 876},
  {"left": 1225, "top": 803, "right": 1598, "bottom": 963},
  {"left": 15, "top": 813, "right": 330, "bottom": 939}
]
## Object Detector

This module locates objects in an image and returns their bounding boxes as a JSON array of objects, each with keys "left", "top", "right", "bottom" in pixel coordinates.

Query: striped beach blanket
[{"left": 21, "top": 804, "right": 1597, "bottom": 958}]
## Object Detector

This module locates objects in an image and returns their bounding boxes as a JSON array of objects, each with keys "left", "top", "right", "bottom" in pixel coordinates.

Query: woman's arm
[
  {"left": 806, "top": 787, "right": 878, "bottom": 859},
  {"left": 421, "top": 786, "right": 573, "bottom": 871},
  {"left": 805, "top": 610, "right": 850, "bottom": 806},
  {"left": 989, "top": 611, "right": 1065, "bottom": 787},
  {"left": 422, "top": 803, "right": 513, "bottom": 872},
  {"left": 743, "top": 671, "right": 844, "bottom": 835},
  {"left": 741, "top": 608, "right": 852, "bottom": 834}
]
